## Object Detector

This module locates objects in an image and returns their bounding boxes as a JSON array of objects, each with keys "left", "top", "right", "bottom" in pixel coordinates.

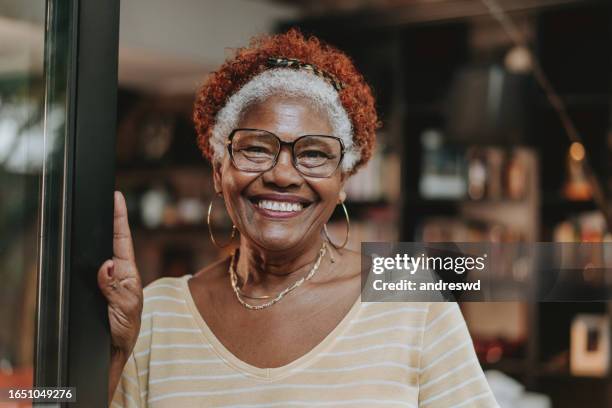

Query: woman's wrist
[{"left": 111, "top": 345, "right": 131, "bottom": 363}]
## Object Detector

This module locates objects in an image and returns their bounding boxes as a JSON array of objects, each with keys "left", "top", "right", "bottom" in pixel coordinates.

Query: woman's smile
[{"left": 247, "top": 193, "right": 314, "bottom": 219}]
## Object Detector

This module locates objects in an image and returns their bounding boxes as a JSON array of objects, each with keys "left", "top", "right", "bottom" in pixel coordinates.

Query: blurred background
[{"left": 1, "top": 0, "right": 611, "bottom": 407}]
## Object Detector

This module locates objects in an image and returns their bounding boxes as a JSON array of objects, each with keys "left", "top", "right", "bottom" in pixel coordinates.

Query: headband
[{"left": 266, "top": 57, "right": 345, "bottom": 92}]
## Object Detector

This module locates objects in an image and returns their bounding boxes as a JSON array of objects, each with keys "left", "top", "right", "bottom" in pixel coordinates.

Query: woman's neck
[{"left": 234, "top": 235, "right": 328, "bottom": 293}]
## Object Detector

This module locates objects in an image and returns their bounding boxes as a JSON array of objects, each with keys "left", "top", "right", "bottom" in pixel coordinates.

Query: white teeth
[{"left": 257, "top": 200, "right": 303, "bottom": 212}]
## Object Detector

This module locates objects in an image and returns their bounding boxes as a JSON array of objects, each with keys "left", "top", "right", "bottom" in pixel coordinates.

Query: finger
[
  {"left": 98, "top": 257, "right": 141, "bottom": 303},
  {"left": 97, "top": 259, "right": 118, "bottom": 301},
  {"left": 113, "top": 191, "right": 135, "bottom": 263}
]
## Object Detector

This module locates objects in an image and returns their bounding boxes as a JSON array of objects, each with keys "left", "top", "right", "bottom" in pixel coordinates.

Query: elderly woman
[{"left": 100, "top": 30, "right": 499, "bottom": 407}]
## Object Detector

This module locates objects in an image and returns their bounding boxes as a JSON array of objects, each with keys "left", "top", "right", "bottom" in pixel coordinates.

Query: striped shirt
[{"left": 111, "top": 275, "right": 499, "bottom": 407}]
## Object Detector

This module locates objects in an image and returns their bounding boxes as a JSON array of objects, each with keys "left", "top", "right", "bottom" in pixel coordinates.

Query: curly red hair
[{"left": 192, "top": 28, "right": 380, "bottom": 175}]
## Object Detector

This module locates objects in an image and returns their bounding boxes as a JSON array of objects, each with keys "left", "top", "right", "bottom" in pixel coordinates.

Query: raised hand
[{"left": 97, "top": 191, "right": 143, "bottom": 358}]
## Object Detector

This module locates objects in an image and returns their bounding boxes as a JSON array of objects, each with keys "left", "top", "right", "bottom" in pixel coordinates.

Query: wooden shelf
[
  {"left": 116, "top": 163, "right": 210, "bottom": 178},
  {"left": 132, "top": 224, "right": 228, "bottom": 237}
]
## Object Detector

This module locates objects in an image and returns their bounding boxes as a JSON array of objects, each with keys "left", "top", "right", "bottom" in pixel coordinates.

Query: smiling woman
[
  {"left": 103, "top": 29, "right": 500, "bottom": 407},
  {"left": 214, "top": 95, "right": 344, "bottom": 251}
]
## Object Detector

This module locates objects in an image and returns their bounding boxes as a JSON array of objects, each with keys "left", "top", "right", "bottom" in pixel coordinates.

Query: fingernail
[{"left": 108, "top": 262, "right": 114, "bottom": 278}]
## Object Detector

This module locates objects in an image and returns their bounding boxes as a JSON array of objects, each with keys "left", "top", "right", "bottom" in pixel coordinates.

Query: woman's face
[{"left": 213, "top": 95, "right": 346, "bottom": 252}]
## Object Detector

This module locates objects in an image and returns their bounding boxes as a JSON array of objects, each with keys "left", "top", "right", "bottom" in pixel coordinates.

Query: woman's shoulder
[
  {"left": 132, "top": 276, "right": 196, "bottom": 371},
  {"left": 141, "top": 258, "right": 230, "bottom": 310},
  {"left": 356, "top": 301, "right": 464, "bottom": 328},
  {"left": 140, "top": 275, "right": 192, "bottom": 317},
  {"left": 143, "top": 275, "right": 190, "bottom": 297},
  {"left": 359, "top": 299, "right": 462, "bottom": 312},
  {"left": 422, "top": 301, "right": 464, "bottom": 322}
]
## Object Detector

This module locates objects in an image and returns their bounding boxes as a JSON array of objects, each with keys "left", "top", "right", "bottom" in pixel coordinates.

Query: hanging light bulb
[
  {"left": 504, "top": 45, "right": 532, "bottom": 74},
  {"left": 569, "top": 142, "right": 585, "bottom": 162},
  {"left": 564, "top": 141, "right": 591, "bottom": 201}
]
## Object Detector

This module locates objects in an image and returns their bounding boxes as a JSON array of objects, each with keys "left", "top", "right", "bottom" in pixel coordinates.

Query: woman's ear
[
  {"left": 338, "top": 172, "right": 348, "bottom": 203},
  {"left": 212, "top": 160, "right": 223, "bottom": 194}
]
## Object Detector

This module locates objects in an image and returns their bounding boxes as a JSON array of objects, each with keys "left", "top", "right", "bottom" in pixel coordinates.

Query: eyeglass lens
[{"left": 230, "top": 129, "right": 342, "bottom": 177}]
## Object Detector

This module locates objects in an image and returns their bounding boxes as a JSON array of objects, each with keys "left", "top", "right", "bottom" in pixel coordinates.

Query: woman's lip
[{"left": 248, "top": 193, "right": 313, "bottom": 204}]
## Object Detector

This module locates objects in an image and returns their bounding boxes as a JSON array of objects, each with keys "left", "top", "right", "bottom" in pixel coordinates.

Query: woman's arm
[
  {"left": 97, "top": 192, "right": 144, "bottom": 405},
  {"left": 108, "top": 349, "right": 144, "bottom": 408},
  {"left": 109, "top": 349, "right": 129, "bottom": 402}
]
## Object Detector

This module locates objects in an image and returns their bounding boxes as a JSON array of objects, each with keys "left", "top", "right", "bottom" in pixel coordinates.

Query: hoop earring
[
  {"left": 207, "top": 196, "right": 237, "bottom": 249},
  {"left": 323, "top": 202, "right": 350, "bottom": 250}
]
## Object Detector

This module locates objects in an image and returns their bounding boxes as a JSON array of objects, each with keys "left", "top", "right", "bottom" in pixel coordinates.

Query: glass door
[
  {"left": 1, "top": 0, "right": 120, "bottom": 406},
  {"left": 0, "top": 0, "right": 47, "bottom": 399}
]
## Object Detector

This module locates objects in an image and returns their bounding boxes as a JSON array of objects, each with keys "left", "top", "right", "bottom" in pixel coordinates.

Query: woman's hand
[{"left": 97, "top": 191, "right": 143, "bottom": 358}]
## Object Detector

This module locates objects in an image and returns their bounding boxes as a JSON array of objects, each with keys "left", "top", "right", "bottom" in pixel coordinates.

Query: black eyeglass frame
[{"left": 225, "top": 128, "right": 346, "bottom": 178}]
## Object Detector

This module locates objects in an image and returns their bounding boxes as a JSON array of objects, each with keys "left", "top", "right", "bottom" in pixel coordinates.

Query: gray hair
[{"left": 210, "top": 68, "right": 358, "bottom": 172}]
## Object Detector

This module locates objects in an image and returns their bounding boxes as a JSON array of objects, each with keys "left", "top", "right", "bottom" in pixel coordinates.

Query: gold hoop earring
[
  {"left": 323, "top": 202, "right": 350, "bottom": 250},
  {"left": 207, "top": 196, "right": 237, "bottom": 249}
]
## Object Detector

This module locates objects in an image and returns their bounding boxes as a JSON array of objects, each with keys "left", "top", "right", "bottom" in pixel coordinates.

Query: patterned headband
[{"left": 266, "top": 57, "right": 345, "bottom": 92}]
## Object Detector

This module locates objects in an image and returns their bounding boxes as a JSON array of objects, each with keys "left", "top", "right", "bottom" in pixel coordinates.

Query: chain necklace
[{"left": 229, "top": 242, "right": 328, "bottom": 310}]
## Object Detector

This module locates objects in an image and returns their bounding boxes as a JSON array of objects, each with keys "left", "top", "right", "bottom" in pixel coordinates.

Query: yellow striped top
[{"left": 111, "top": 275, "right": 499, "bottom": 407}]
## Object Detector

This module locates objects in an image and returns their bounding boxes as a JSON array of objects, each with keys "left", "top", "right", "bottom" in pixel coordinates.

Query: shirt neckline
[{"left": 179, "top": 274, "right": 362, "bottom": 381}]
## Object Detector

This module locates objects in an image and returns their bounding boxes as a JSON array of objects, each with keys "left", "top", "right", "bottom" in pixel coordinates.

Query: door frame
[{"left": 36, "top": 0, "right": 120, "bottom": 406}]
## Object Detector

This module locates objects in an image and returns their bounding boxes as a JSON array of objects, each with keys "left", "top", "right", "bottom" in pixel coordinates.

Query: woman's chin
[{"left": 250, "top": 229, "right": 307, "bottom": 252}]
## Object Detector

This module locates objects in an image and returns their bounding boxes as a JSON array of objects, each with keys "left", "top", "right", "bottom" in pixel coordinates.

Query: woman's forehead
[{"left": 237, "top": 95, "right": 334, "bottom": 138}]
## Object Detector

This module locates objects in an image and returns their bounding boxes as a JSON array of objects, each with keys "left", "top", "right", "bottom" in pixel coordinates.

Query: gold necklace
[{"left": 229, "top": 242, "right": 328, "bottom": 310}]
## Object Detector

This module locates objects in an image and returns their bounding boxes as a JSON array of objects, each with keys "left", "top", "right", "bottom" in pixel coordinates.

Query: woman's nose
[{"left": 261, "top": 147, "right": 303, "bottom": 188}]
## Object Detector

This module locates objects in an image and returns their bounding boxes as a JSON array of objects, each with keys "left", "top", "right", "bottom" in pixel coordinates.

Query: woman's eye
[
  {"left": 242, "top": 146, "right": 271, "bottom": 154},
  {"left": 300, "top": 150, "right": 331, "bottom": 159}
]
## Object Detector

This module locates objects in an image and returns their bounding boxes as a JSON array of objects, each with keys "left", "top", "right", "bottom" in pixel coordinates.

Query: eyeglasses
[{"left": 226, "top": 128, "right": 345, "bottom": 178}]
